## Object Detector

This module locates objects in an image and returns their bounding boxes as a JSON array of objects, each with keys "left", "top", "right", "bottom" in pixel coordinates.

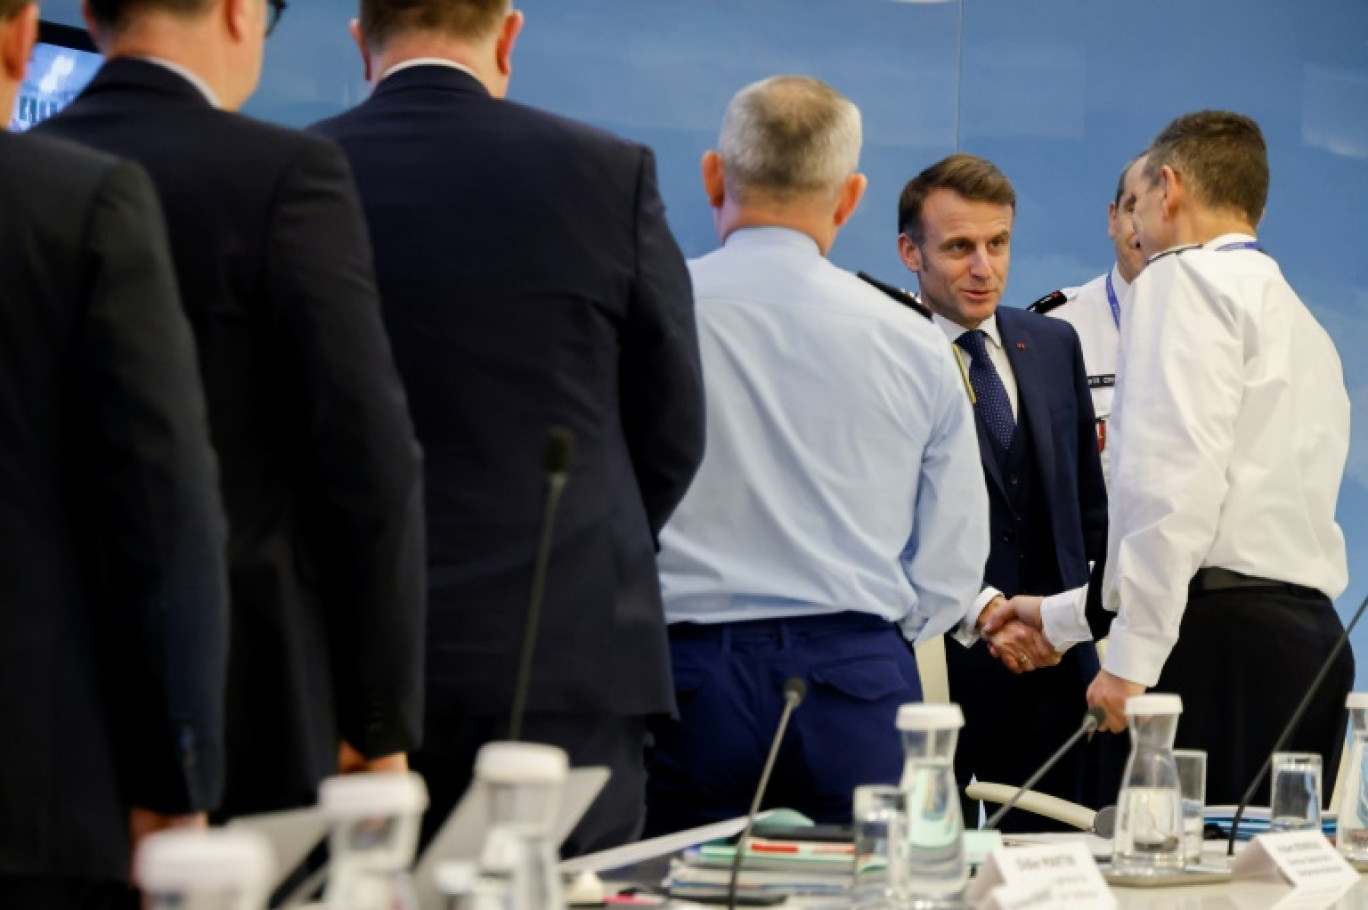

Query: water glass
[
  {"left": 1269, "top": 752, "right": 1322, "bottom": 833},
  {"left": 852, "top": 785, "right": 903, "bottom": 904},
  {"left": 1172, "top": 750, "right": 1206, "bottom": 865}
]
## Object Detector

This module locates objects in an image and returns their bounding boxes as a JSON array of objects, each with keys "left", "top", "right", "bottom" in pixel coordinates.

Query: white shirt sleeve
[
  {"left": 1101, "top": 254, "right": 1244, "bottom": 686},
  {"left": 1039, "top": 585, "right": 1090, "bottom": 651},
  {"left": 900, "top": 343, "right": 992, "bottom": 645},
  {"left": 951, "top": 586, "right": 1004, "bottom": 647}
]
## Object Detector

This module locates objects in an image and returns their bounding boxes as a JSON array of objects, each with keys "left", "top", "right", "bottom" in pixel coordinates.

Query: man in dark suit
[
  {"left": 0, "top": 2, "right": 228, "bottom": 903},
  {"left": 312, "top": 0, "right": 705, "bottom": 855},
  {"left": 38, "top": 0, "right": 426, "bottom": 818},
  {"left": 897, "top": 154, "right": 1108, "bottom": 830}
]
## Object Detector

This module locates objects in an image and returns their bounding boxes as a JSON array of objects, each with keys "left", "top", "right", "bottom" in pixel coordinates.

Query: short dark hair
[
  {"left": 897, "top": 153, "right": 1015, "bottom": 242},
  {"left": 86, "top": 0, "right": 214, "bottom": 31},
  {"left": 360, "top": 0, "right": 509, "bottom": 49},
  {"left": 1113, "top": 154, "right": 1143, "bottom": 207},
  {"left": 0, "top": 0, "right": 33, "bottom": 19},
  {"left": 1143, "top": 110, "right": 1268, "bottom": 225}
]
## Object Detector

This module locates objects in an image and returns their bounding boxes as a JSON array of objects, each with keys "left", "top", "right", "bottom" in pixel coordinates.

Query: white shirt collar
[
  {"left": 137, "top": 56, "right": 221, "bottom": 109},
  {"left": 378, "top": 58, "right": 484, "bottom": 86},
  {"left": 933, "top": 311, "right": 1002, "bottom": 350},
  {"left": 1205, "top": 231, "right": 1259, "bottom": 250},
  {"left": 1110, "top": 263, "right": 1132, "bottom": 298}
]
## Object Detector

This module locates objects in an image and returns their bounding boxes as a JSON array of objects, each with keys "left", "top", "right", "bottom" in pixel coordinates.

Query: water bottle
[
  {"left": 1337, "top": 692, "right": 1368, "bottom": 862},
  {"left": 892, "top": 703, "right": 967, "bottom": 908},
  {"left": 137, "top": 828, "right": 274, "bottom": 910},
  {"left": 474, "top": 742, "right": 569, "bottom": 910},
  {"left": 320, "top": 772, "right": 429, "bottom": 910},
  {"left": 1112, "top": 693, "right": 1185, "bottom": 876}
]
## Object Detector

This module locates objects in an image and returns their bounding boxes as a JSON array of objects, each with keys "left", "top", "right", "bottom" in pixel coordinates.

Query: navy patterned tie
[{"left": 955, "top": 330, "right": 1015, "bottom": 453}]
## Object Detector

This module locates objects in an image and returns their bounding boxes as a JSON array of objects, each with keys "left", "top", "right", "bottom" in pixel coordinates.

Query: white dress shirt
[
  {"left": 931, "top": 312, "right": 1019, "bottom": 639},
  {"left": 1101, "top": 233, "right": 1350, "bottom": 686},
  {"left": 378, "top": 58, "right": 482, "bottom": 85},
  {"left": 658, "top": 227, "right": 989, "bottom": 643}
]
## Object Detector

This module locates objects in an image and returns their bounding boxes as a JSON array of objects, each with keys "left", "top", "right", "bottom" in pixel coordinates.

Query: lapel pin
[{"left": 1016, "top": 342, "right": 1026, "bottom": 350}]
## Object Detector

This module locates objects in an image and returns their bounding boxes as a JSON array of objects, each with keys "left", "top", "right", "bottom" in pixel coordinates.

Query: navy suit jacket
[
  {"left": 980, "top": 306, "right": 1107, "bottom": 593},
  {"left": 313, "top": 66, "right": 705, "bottom": 717},
  {"left": 38, "top": 59, "right": 427, "bottom": 816}
]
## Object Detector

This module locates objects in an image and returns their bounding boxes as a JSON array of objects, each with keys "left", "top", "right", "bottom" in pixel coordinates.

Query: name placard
[
  {"left": 965, "top": 843, "right": 1115, "bottom": 910},
  {"left": 1232, "top": 831, "right": 1358, "bottom": 891}
]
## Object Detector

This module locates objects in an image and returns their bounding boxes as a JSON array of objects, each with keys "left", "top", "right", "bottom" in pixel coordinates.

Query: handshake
[{"left": 975, "top": 595, "right": 1057, "bottom": 674}]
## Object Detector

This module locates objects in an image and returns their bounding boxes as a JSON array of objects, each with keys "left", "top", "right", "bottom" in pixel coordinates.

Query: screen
[{"left": 9, "top": 23, "right": 101, "bottom": 133}]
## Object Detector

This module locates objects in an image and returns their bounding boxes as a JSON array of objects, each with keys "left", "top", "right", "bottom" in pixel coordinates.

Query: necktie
[{"left": 955, "top": 329, "right": 1015, "bottom": 452}]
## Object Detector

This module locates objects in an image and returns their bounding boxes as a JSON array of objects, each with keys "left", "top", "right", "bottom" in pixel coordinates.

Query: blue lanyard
[
  {"left": 1105, "top": 271, "right": 1122, "bottom": 330},
  {"left": 1215, "top": 241, "right": 1265, "bottom": 253}
]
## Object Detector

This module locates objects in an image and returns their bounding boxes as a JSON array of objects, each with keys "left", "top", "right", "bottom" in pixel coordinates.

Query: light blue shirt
[{"left": 657, "top": 227, "right": 990, "bottom": 643}]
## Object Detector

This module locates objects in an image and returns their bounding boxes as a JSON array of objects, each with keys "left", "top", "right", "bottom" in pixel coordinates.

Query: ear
[
  {"left": 701, "top": 150, "right": 726, "bottom": 209},
  {"left": 1159, "top": 164, "right": 1182, "bottom": 218},
  {"left": 224, "top": 0, "right": 252, "bottom": 42},
  {"left": 897, "top": 232, "right": 923, "bottom": 273},
  {"left": 0, "top": 3, "right": 39, "bottom": 84},
  {"left": 348, "top": 18, "right": 372, "bottom": 83},
  {"left": 495, "top": 10, "right": 523, "bottom": 78},
  {"left": 80, "top": 0, "right": 105, "bottom": 49},
  {"left": 832, "top": 173, "right": 867, "bottom": 228},
  {"left": 1106, "top": 200, "right": 1119, "bottom": 240}
]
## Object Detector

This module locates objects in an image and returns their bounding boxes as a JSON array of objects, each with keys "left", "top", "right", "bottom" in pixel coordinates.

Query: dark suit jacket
[
  {"left": 38, "top": 58, "right": 427, "bottom": 816},
  {"left": 981, "top": 306, "right": 1107, "bottom": 591},
  {"left": 312, "top": 66, "right": 704, "bottom": 717},
  {"left": 0, "top": 130, "right": 227, "bottom": 879}
]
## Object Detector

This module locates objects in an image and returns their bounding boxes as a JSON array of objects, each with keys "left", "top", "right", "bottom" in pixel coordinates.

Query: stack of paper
[
  {"left": 664, "top": 837, "right": 855, "bottom": 899},
  {"left": 1205, "top": 806, "right": 1338, "bottom": 841}
]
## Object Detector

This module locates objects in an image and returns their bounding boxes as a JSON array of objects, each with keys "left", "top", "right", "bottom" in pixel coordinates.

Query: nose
[{"left": 968, "top": 248, "right": 993, "bottom": 277}]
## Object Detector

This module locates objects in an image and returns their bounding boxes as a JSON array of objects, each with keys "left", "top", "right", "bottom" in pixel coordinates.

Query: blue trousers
[{"left": 644, "top": 612, "right": 922, "bottom": 836}]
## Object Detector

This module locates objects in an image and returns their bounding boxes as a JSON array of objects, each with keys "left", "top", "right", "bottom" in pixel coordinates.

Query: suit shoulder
[
  {"left": 501, "top": 98, "right": 647, "bottom": 162},
  {"left": 0, "top": 130, "right": 133, "bottom": 207}
]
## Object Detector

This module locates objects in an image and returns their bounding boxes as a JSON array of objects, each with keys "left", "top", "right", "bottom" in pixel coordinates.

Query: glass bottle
[
  {"left": 474, "top": 742, "right": 569, "bottom": 910},
  {"left": 892, "top": 703, "right": 967, "bottom": 908},
  {"left": 137, "top": 829, "right": 274, "bottom": 910},
  {"left": 320, "top": 772, "right": 429, "bottom": 910},
  {"left": 1112, "top": 693, "right": 1185, "bottom": 876},
  {"left": 1337, "top": 693, "right": 1368, "bottom": 862}
]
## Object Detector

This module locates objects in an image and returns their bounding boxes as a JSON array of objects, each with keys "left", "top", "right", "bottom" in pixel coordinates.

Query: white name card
[
  {"left": 1232, "top": 831, "right": 1358, "bottom": 891},
  {"left": 966, "top": 843, "right": 1115, "bottom": 910}
]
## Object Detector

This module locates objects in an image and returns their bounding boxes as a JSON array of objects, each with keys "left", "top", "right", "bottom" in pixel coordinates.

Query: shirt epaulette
[
  {"left": 1148, "top": 243, "right": 1202, "bottom": 265},
  {"left": 1027, "top": 290, "right": 1068, "bottom": 314},
  {"left": 857, "top": 271, "right": 932, "bottom": 320}
]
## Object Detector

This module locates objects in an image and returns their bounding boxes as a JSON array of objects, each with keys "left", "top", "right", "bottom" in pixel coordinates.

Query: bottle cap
[
  {"left": 474, "top": 741, "right": 569, "bottom": 783},
  {"left": 1124, "top": 693, "right": 1183, "bottom": 716},
  {"left": 136, "top": 829, "right": 274, "bottom": 893},
  {"left": 319, "top": 772, "right": 429, "bottom": 819},
  {"left": 896, "top": 703, "right": 965, "bottom": 731}
]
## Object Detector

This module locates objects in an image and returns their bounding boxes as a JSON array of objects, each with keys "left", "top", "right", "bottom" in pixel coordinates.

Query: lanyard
[
  {"left": 1215, "top": 241, "right": 1265, "bottom": 253},
  {"left": 1105, "top": 271, "right": 1122, "bottom": 330}
]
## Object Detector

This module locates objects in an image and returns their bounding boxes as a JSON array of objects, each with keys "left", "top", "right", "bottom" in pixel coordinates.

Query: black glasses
[{"left": 266, "top": 0, "right": 288, "bottom": 37}]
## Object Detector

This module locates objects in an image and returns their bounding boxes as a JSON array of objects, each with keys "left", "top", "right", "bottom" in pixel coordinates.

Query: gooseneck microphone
[
  {"left": 1226, "top": 589, "right": 1368, "bottom": 854},
  {"left": 508, "top": 427, "right": 576, "bottom": 742},
  {"left": 727, "top": 678, "right": 807, "bottom": 910},
  {"left": 984, "top": 707, "right": 1106, "bottom": 830}
]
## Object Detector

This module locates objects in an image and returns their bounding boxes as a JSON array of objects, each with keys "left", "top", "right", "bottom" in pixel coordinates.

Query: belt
[{"left": 1189, "top": 567, "right": 1322, "bottom": 600}]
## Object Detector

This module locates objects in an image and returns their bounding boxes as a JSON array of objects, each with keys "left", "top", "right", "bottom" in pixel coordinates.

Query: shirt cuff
[
  {"left": 1101, "top": 628, "right": 1171, "bottom": 688},
  {"left": 1040, "top": 586, "right": 1091, "bottom": 652},
  {"left": 952, "top": 586, "right": 1003, "bottom": 647}
]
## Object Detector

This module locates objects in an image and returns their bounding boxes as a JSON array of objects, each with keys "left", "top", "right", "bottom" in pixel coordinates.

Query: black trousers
[
  {"left": 946, "top": 636, "right": 1099, "bottom": 832},
  {"left": 0, "top": 879, "right": 133, "bottom": 910},
  {"left": 410, "top": 711, "right": 647, "bottom": 859},
  {"left": 1155, "top": 585, "right": 1353, "bottom": 807}
]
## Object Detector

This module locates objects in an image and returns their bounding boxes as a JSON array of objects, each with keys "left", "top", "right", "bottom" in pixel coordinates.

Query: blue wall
[{"left": 40, "top": 0, "right": 1368, "bottom": 677}]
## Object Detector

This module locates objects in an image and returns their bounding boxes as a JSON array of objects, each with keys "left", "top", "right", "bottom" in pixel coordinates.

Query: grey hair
[{"left": 718, "top": 75, "right": 862, "bottom": 203}]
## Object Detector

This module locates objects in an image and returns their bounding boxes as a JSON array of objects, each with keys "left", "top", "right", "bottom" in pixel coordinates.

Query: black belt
[{"left": 1189, "top": 567, "right": 1322, "bottom": 600}]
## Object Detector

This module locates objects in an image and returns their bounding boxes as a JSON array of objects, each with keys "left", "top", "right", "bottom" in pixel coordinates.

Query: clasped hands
[{"left": 976, "top": 594, "right": 1059, "bottom": 675}]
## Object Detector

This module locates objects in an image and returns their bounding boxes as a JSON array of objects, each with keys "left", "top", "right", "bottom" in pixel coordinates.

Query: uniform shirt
[
  {"left": 1050, "top": 264, "right": 1130, "bottom": 487},
  {"left": 658, "top": 227, "right": 989, "bottom": 643},
  {"left": 1101, "top": 233, "right": 1350, "bottom": 686}
]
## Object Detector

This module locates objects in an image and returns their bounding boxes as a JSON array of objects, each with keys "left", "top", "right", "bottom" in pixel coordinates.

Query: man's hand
[
  {"left": 339, "top": 740, "right": 409, "bottom": 774},
  {"left": 128, "top": 808, "right": 207, "bottom": 880},
  {"left": 980, "top": 595, "right": 1045, "bottom": 636},
  {"left": 1086, "top": 669, "right": 1146, "bottom": 732},
  {"left": 987, "top": 621, "right": 1060, "bottom": 674}
]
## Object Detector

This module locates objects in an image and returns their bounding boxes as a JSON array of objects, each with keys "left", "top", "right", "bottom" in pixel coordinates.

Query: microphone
[
  {"left": 984, "top": 707, "right": 1106, "bottom": 830},
  {"left": 1226, "top": 588, "right": 1368, "bottom": 853},
  {"left": 508, "top": 427, "right": 577, "bottom": 742},
  {"left": 726, "top": 678, "right": 807, "bottom": 910}
]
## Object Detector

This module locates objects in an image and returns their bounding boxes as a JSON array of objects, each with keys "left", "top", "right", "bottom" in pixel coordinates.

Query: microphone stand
[{"left": 985, "top": 708, "right": 1104, "bottom": 829}]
